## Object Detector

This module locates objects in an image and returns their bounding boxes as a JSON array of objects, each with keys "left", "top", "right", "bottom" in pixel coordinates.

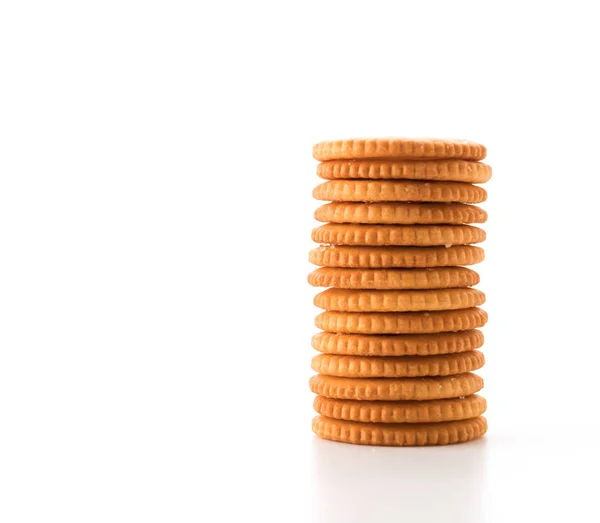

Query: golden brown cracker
[
  {"left": 313, "top": 180, "right": 487, "bottom": 203},
  {"left": 315, "top": 307, "right": 488, "bottom": 334},
  {"left": 314, "top": 288, "right": 486, "bottom": 312},
  {"left": 311, "top": 330, "right": 484, "bottom": 356},
  {"left": 313, "top": 138, "right": 486, "bottom": 161},
  {"left": 311, "top": 224, "right": 486, "bottom": 246},
  {"left": 311, "top": 351, "right": 484, "bottom": 378},
  {"left": 309, "top": 245, "right": 485, "bottom": 268},
  {"left": 309, "top": 372, "right": 483, "bottom": 401},
  {"left": 308, "top": 267, "right": 480, "bottom": 290},
  {"left": 313, "top": 394, "right": 487, "bottom": 423},
  {"left": 312, "top": 415, "right": 488, "bottom": 446},
  {"left": 314, "top": 202, "right": 487, "bottom": 224},
  {"left": 317, "top": 159, "right": 492, "bottom": 183}
]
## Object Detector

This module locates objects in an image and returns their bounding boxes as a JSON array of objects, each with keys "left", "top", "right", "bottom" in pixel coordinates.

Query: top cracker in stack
[{"left": 308, "top": 138, "right": 491, "bottom": 446}]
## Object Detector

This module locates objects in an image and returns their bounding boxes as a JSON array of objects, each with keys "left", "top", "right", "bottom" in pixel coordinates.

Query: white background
[{"left": 1, "top": 1, "right": 599, "bottom": 522}]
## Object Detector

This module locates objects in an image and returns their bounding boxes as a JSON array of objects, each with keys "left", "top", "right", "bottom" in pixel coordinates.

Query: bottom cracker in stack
[{"left": 308, "top": 267, "right": 488, "bottom": 446}]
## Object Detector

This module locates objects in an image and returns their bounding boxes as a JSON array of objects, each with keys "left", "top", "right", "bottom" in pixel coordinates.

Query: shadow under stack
[{"left": 309, "top": 138, "right": 490, "bottom": 446}]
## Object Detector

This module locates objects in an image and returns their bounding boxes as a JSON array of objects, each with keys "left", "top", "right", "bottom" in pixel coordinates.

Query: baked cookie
[
  {"left": 309, "top": 245, "right": 485, "bottom": 268},
  {"left": 313, "top": 180, "right": 487, "bottom": 203},
  {"left": 314, "top": 288, "right": 486, "bottom": 312},
  {"left": 311, "top": 351, "right": 485, "bottom": 378},
  {"left": 311, "top": 330, "right": 484, "bottom": 356},
  {"left": 308, "top": 267, "right": 480, "bottom": 289},
  {"left": 312, "top": 224, "right": 486, "bottom": 246},
  {"left": 317, "top": 159, "right": 492, "bottom": 183},
  {"left": 309, "top": 372, "right": 483, "bottom": 401},
  {"left": 315, "top": 307, "right": 488, "bottom": 334},
  {"left": 312, "top": 415, "right": 488, "bottom": 446},
  {"left": 313, "top": 394, "right": 487, "bottom": 423},
  {"left": 313, "top": 138, "right": 486, "bottom": 161},
  {"left": 314, "top": 202, "right": 487, "bottom": 224}
]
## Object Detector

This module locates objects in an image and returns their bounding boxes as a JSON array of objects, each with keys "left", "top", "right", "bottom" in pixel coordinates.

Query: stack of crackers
[{"left": 308, "top": 138, "right": 490, "bottom": 446}]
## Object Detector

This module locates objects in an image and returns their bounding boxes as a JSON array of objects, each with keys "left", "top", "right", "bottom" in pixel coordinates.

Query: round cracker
[
  {"left": 313, "top": 394, "right": 487, "bottom": 423},
  {"left": 312, "top": 415, "right": 487, "bottom": 446},
  {"left": 313, "top": 138, "right": 486, "bottom": 161}
]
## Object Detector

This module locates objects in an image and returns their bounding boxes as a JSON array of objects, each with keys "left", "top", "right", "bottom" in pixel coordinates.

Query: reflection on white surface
[{"left": 312, "top": 435, "right": 488, "bottom": 523}]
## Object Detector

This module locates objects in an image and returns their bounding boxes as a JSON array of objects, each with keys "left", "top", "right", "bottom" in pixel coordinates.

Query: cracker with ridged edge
[
  {"left": 315, "top": 307, "right": 488, "bottom": 334},
  {"left": 312, "top": 351, "right": 484, "bottom": 378},
  {"left": 317, "top": 159, "right": 492, "bottom": 183},
  {"left": 314, "top": 202, "right": 487, "bottom": 225},
  {"left": 313, "top": 180, "right": 487, "bottom": 204},
  {"left": 309, "top": 245, "right": 485, "bottom": 268},
  {"left": 312, "top": 415, "right": 487, "bottom": 446},
  {"left": 314, "top": 394, "right": 487, "bottom": 423},
  {"left": 312, "top": 224, "right": 485, "bottom": 247},
  {"left": 312, "top": 330, "right": 484, "bottom": 356},
  {"left": 314, "top": 288, "right": 486, "bottom": 312},
  {"left": 308, "top": 267, "right": 480, "bottom": 290},
  {"left": 309, "top": 372, "right": 483, "bottom": 401},
  {"left": 313, "top": 138, "right": 486, "bottom": 162}
]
